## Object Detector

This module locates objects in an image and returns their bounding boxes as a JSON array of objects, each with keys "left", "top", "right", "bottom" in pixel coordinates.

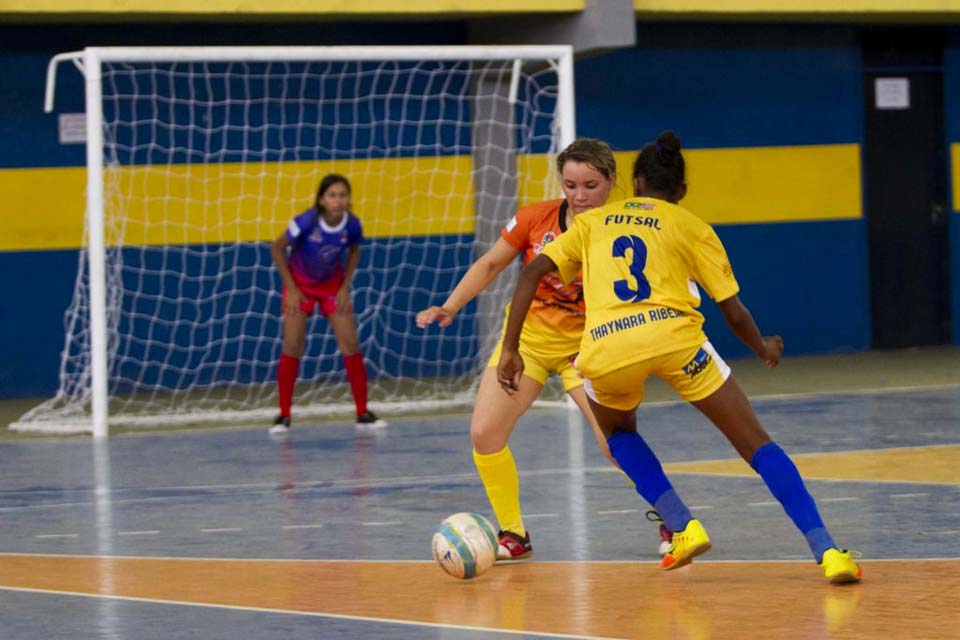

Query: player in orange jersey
[
  {"left": 497, "top": 130, "right": 861, "bottom": 583},
  {"left": 417, "top": 138, "right": 671, "bottom": 560}
]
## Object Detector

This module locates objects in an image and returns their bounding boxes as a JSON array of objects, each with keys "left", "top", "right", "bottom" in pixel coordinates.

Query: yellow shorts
[
  {"left": 583, "top": 341, "right": 730, "bottom": 411},
  {"left": 487, "top": 336, "right": 583, "bottom": 391}
]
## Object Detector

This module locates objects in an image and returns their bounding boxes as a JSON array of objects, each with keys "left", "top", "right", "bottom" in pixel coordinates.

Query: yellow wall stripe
[
  {"left": 7, "top": 0, "right": 957, "bottom": 16},
  {"left": 0, "top": 143, "right": 862, "bottom": 252},
  {"left": 634, "top": 0, "right": 960, "bottom": 14},
  {"left": 103, "top": 156, "right": 479, "bottom": 247},
  {"left": 645, "top": 143, "right": 862, "bottom": 225},
  {"left": 663, "top": 444, "right": 960, "bottom": 485},
  {"left": 952, "top": 142, "right": 960, "bottom": 213},
  {"left": 4, "top": 0, "right": 583, "bottom": 15},
  {"left": 0, "top": 166, "right": 87, "bottom": 251}
]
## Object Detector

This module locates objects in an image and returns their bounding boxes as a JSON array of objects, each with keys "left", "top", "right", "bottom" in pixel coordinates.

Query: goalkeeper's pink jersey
[{"left": 285, "top": 207, "right": 364, "bottom": 286}]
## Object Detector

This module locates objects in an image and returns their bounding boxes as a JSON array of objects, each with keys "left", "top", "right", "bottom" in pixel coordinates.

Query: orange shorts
[{"left": 283, "top": 270, "right": 344, "bottom": 317}]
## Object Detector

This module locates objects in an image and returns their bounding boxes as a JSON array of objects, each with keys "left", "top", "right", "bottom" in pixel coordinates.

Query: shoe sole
[
  {"left": 496, "top": 547, "right": 533, "bottom": 562},
  {"left": 828, "top": 569, "right": 862, "bottom": 584},
  {"left": 496, "top": 552, "right": 533, "bottom": 563},
  {"left": 662, "top": 541, "right": 712, "bottom": 571}
]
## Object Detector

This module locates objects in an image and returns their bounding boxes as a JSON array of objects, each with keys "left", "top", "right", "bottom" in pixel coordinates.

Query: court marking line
[
  {"left": 890, "top": 493, "right": 929, "bottom": 498},
  {"left": 658, "top": 443, "right": 960, "bottom": 485},
  {"left": 658, "top": 472, "right": 958, "bottom": 486},
  {"left": 659, "top": 443, "right": 960, "bottom": 464},
  {"left": 1, "top": 552, "right": 959, "bottom": 564},
  {"left": 1, "top": 465, "right": 953, "bottom": 518},
  {"left": 820, "top": 497, "right": 860, "bottom": 502},
  {"left": 200, "top": 528, "right": 243, "bottom": 533},
  {"left": 117, "top": 530, "right": 160, "bottom": 536},
  {"left": 630, "top": 382, "right": 960, "bottom": 408},
  {"left": 2, "top": 444, "right": 957, "bottom": 513},
  {"left": 0, "top": 585, "right": 627, "bottom": 640}
]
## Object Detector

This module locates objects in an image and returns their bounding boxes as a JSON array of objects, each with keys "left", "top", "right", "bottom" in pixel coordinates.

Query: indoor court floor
[{"left": 0, "top": 352, "right": 958, "bottom": 639}]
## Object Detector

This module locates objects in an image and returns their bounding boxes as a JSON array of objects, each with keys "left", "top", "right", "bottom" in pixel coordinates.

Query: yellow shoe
[
  {"left": 819, "top": 548, "right": 863, "bottom": 584},
  {"left": 661, "top": 518, "right": 711, "bottom": 570}
]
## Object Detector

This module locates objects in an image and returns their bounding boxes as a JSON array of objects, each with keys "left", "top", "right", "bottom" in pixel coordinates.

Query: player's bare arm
[
  {"left": 717, "top": 295, "right": 783, "bottom": 367},
  {"left": 497, "top": 254, "right": 557, "bottom": 393},
  {"left": 338, "top": 244, "right": 361, "bottom": 314},
  {"left": 417, "top": 238, "right": 520, "bottom": 329},
  {"left": 270, "top": 232, "right": 305, "bottom": 317}
]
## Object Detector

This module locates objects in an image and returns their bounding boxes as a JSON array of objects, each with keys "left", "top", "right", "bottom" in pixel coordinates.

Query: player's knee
[
  {"left": 470, "top": 422, "right": 507, "bottom": 452},
  {"left": 282, "top": 337, "right": 305, "bottom": 357}
]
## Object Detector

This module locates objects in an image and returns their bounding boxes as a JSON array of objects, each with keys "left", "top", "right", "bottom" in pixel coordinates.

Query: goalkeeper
[
  {"left": 417, "top": 139, "right": 670, "bottom": 561},
  {"left": 269, "top": 173, "right": 387, "bottom": 436}
]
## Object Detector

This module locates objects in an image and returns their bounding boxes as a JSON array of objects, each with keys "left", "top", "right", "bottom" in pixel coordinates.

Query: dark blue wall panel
[
  {"left": 575, "top": 25, "right": 862, "bottom": 152},
  {"left": 945, "top": 37, "right": 960, "bottom": 345},
  {"left": 0, "top": 250, "right": 76, "bottom": 395},
  {"left": 0, "top": 238, "right": 480, "bottom": 397},
  {"left": 705, "top": 220, "right": 871, "bottom": 359}
]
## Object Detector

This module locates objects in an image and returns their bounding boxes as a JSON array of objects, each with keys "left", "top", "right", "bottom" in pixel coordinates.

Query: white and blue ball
[{"left": 431, "top": 512, "right": 498, "bottom": 579}]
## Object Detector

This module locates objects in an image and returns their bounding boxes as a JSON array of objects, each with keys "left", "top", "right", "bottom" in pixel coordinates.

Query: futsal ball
[{"left": 431, "top": 512, "right": 499, "bottom": 579}]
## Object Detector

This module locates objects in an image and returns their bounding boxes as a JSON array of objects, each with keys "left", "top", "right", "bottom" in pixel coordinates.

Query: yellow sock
[{"left": 473, "top": 445, "right": 525, "bottom": 536}]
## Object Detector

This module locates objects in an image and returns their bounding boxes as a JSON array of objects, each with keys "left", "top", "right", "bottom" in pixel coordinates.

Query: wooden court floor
[
  {"left": 0, "top": 555, "right": 957, "bottom": 639},
  {"left": 1, "top": 349, "right": 959, "bottom": 639}
]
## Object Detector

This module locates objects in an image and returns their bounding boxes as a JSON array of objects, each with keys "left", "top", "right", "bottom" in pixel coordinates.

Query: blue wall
[
  {"left": 0, "top": 21, "right": 957, "bottom": 399},
  {"left": 945, "top": 32, "right": 960, "bottom": 350},
  {"left": 576, "top": 25, "right": 869, "bottom": 358}
]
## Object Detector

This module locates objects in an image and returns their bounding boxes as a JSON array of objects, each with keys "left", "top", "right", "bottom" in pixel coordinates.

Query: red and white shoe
[
  {"left": 496, "top": 529, "right": 533, "bottom": 561},
  {"left": 646, "top": 510, "right": 674, "bottom": 556}
]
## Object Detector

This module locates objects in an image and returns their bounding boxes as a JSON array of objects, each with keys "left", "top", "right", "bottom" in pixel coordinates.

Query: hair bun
[{"left": 655, "top": 130, "right": 682, "bottom": 163}]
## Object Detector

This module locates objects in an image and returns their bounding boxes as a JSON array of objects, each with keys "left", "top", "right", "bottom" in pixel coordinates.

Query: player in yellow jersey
[
  {"left": 497, "top": 131, "right": 862, "bottom": 583},
  {"left": 417, "top": 138, "right": 672, "bottom": 561}
]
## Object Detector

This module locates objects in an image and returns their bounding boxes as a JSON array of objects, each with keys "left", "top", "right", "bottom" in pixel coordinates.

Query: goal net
[{"left": 13, "top": 46, "right": 574, "bottom": 435}]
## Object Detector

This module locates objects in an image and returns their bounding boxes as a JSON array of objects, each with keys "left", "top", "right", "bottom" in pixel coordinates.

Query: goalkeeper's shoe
[
  {"left": 661, "top": 518, "right": 711, "bottom": 570},
  {"left": 819, "top": 548, "right": 863, "bottom": 584},
  {"left": 269, "top": 414, "right": 291, "bottom": 437},
  {"left": 355, "top": 410, "right": 388, "bottom": 430}
]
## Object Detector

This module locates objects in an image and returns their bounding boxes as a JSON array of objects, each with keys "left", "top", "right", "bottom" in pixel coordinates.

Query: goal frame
[{"left": 37, "top": 45, "right": 576, "bottom": 438}]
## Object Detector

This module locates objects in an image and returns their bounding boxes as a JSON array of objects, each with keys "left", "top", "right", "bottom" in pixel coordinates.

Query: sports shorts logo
[{"left": 683, "top": 348, "right": 713, "bottom": 379}]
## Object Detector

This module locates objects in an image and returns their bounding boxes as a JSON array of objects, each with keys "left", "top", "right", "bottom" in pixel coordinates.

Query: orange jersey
[{"left": 501, "top": 199, "right": 585, "bottom": 343}]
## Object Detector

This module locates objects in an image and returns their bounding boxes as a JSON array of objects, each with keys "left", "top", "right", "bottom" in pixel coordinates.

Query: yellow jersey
[{"left": 541, "top": 197, "right": 740, "bottom": 379}]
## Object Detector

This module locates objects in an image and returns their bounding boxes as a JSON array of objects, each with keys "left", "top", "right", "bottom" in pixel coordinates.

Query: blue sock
[
  {"left": 750, "top": 442, "right": 836, "bottom": 563},
  {"left": 608, "top": 431, "right": 692, "bottom": 532}
]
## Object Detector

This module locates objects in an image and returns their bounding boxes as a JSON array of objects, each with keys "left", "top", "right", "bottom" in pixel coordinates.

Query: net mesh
[{"left": 15, "top": 52, "right": 568, "bottom": 432}]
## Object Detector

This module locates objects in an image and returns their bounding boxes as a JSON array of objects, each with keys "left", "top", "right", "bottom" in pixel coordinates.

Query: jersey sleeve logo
[
  {"left": 533, "top": 231, "right": 557, "bottom": 254},
  {"left": 505, "top": 215, "right": 518, "bottom": 232},
  {"left": 288, "top": 219, "right": 302, "bottom": 238}
]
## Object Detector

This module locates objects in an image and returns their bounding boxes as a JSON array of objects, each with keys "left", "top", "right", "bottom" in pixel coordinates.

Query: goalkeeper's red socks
[
  {"left": 277, "top": 354, "right": 299, "bottom": 417},
  {"left": 344, "top": 353, "right": 369, "bottom": 416}
]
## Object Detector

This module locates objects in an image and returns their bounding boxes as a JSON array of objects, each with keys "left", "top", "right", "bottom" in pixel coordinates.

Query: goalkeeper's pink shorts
[{"left": 283, "top": 270, "right": 344, "bottom": 317}]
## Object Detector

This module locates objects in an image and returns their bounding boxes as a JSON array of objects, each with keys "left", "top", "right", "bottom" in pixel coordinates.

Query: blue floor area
[{"left": 0, "top": 386, "right": 958, "bottom": 638}]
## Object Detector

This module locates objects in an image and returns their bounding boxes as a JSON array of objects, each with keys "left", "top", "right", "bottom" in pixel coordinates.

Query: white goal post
[{"left": 14, "top": 45, "right": 575, "bottom": 437}]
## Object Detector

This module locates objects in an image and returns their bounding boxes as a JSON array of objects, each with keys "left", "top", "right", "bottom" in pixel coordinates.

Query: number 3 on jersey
[{"left": 612, "top": 235, "right": 651, "bottom": 302}]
